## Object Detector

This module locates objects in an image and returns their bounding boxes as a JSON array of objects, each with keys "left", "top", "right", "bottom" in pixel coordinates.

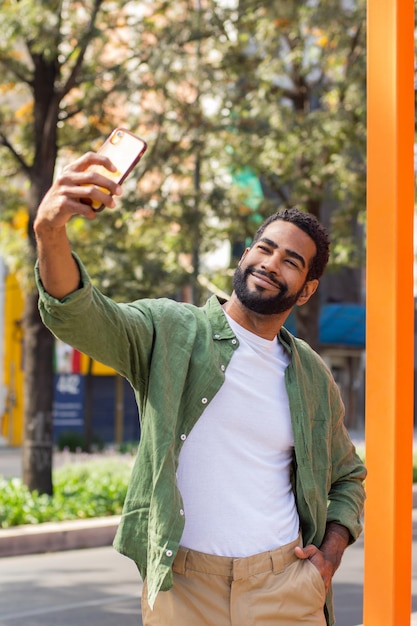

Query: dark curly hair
[{"left": 251, "top": 207, "right": 330, "bottom": 281}]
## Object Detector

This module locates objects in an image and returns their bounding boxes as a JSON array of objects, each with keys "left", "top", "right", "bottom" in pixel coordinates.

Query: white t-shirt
[{"left": 176, "top": 313, "right": 299, "bottom": 557}]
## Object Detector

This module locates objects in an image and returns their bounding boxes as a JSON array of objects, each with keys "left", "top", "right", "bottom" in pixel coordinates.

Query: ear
[
  {"left": 238, "top": 247, "right": 251, "bottom": 265},
  {"left": 296, "top": 279, "right": 319, "bottom": 306}
]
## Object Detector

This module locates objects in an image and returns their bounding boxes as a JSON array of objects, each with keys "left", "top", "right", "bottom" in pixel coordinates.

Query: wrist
[
  {"left": 324, "top": 522, "right": 350, "bottom": 543},
  {"left": 34, "top": 217, "right": 66, "bottom": 237},
  {"left": 319, "top": 523, "right": 350, "bottom": 574}
]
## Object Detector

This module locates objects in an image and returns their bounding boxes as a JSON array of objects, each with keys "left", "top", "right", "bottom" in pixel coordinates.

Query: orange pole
[{"left": 364, "top": 0, "right": 414, "bottom": 624}]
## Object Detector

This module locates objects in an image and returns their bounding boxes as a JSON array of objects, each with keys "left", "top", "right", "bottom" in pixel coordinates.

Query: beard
[{"left": 232, "top": 264, "right": 306, "bottom": 315}]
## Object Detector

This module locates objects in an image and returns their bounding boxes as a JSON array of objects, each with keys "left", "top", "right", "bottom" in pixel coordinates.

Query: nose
[{"left": 260, "top": 253, "right": 280, "bottom": 276}]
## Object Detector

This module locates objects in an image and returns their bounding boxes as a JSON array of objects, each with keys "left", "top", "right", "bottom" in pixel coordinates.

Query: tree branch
[
  {"left": 339, "top": 23, "right": 364, "bottom": 105},
  {"left": 0, "top": 55, "right": 33, "bottom": 86},
  {"left": 0, "top": 131, "right": 31, "bottom": 175},
  {"left": 60, "top": 0, "right": 104, "bottom": 98}
]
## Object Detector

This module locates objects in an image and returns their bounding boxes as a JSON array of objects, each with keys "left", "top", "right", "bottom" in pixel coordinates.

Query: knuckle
[{"left": 55, "top": 172, "right": 71, "bottom": 188}]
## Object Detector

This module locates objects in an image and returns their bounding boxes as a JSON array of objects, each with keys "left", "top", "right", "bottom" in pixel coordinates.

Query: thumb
[{"left": 294, "top": 544, "right": 317, "bottom": 560}]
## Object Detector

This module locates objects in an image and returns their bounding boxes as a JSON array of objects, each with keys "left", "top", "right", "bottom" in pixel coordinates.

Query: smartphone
[{"left": 86, "top": 128, "right": 147, "bottom": 212}]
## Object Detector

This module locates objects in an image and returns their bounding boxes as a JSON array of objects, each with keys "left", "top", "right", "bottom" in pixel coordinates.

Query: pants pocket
[{"left": 304, "top": 558, "right": 326, "bottom": 600}]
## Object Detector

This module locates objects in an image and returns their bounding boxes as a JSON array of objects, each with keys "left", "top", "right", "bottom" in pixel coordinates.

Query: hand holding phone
[{"left": 86, "top": 128, "right": 147, "bottom": 212}]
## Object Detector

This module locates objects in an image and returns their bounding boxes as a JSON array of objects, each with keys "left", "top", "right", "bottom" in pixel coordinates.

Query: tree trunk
[
  {"left": 22, "top": 289, "right": 55, "bottom": 495},
  {"left": 21, "top": 49, "right": 59, "bottom": 492},
  {"left": 12, "top": 4, "right": 103, "bottom": 494}
]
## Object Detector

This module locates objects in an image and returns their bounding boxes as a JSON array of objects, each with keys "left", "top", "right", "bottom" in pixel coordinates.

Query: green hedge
[{"left": 0, "top": 458, "right": 133, "bottom": 529}]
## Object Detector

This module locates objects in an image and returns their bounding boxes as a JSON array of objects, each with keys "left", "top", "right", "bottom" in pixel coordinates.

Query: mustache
[{"left": 246, "top": 267, "right": 287, "bottom": 291}]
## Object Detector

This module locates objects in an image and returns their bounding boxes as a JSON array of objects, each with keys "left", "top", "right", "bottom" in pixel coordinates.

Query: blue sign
[{"left": 53, "top": 374, "right": 85, "bottom": 437}]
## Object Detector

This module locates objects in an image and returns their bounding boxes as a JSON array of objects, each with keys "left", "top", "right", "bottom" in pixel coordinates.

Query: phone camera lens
[{"left": 111, "top": 130, "right": 124, "bottom": 145}]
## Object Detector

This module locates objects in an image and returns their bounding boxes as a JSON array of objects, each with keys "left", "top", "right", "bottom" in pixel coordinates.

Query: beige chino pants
[{"left": 142, "top": 535, "right": 327, "bottom": 626}]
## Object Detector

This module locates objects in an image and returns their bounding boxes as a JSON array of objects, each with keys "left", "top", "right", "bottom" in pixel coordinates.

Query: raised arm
[{"left": 34, "top": 152, "right": 122, "bottom": 300}]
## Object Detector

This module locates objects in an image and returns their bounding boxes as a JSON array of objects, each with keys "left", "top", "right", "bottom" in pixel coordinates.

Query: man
[{"left": 34, "top": 150, "right": 366, "bottom": 626}]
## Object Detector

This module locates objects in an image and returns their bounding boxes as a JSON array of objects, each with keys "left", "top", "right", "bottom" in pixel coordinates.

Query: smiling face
[{"left": 232, "top": 220, "right": 319, "bottom": 316}]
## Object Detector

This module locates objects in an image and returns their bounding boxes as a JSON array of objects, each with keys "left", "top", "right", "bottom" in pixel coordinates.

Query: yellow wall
[
  {"left": 79, "top": 352, "right": 115, "bottom": 376},
  {"left": 2, "top": 273, "right": 116, "bottom": 446},
  {"left": 2, "top": 272, "right": 24, "bottom": 446}
]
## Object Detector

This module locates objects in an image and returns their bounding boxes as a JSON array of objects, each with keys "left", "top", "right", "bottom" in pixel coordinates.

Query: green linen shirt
[{"left": 36, "top": 255, "right": 366, "bottom": 626}]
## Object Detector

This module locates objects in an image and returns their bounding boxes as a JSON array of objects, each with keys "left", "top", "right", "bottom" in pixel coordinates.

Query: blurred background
[{"left": 0, "top": 0, "right": 400, "bottom": 495}]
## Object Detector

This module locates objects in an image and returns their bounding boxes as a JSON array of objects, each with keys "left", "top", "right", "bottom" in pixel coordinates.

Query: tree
[
  {"left": 216, "top": 0, "right": 367, "bottom": 349},
  {"left": 0, "top": 0, "right": 367, "bottom": 492},
  {"left": 64, "top": 0, "right": 241, "bottom": 304},
  {"left": 0, "top": 0, "right": 144, "bottom": 493},
  {"left": 0, "top": 0, "right": 238, "bottom": 492}
]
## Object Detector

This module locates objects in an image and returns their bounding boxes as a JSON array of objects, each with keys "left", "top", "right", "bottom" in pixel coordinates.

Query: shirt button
[
  {"left": 214, "top": 333, "right": 220, "bottom": 339},
  {"left": 166, "top": 550, "right": 173, "bottom": 558},
  {"left": 180, "top": 433, "right": 187, "bottom": 441},
  {"left": 220, "top": 364, "right": 225, "bottom": 372},
  {"left": 180, "top": 509, "right": 184, "bottom": 516},
  {"left": 231, "top": 339, "right": 237, "bottom": 345},
  {"left": 201, "top": 397, "right": 208, "bottom": 404}
]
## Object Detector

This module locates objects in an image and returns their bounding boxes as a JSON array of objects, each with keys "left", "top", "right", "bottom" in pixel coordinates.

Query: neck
[{"left": 222, "top": 293, "right": 291, "bottom": 340}]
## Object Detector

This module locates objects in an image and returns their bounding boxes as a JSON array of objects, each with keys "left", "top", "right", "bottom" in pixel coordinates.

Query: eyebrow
[{"left": 258, "top": 237, "right": 307, "bottom": 268}]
